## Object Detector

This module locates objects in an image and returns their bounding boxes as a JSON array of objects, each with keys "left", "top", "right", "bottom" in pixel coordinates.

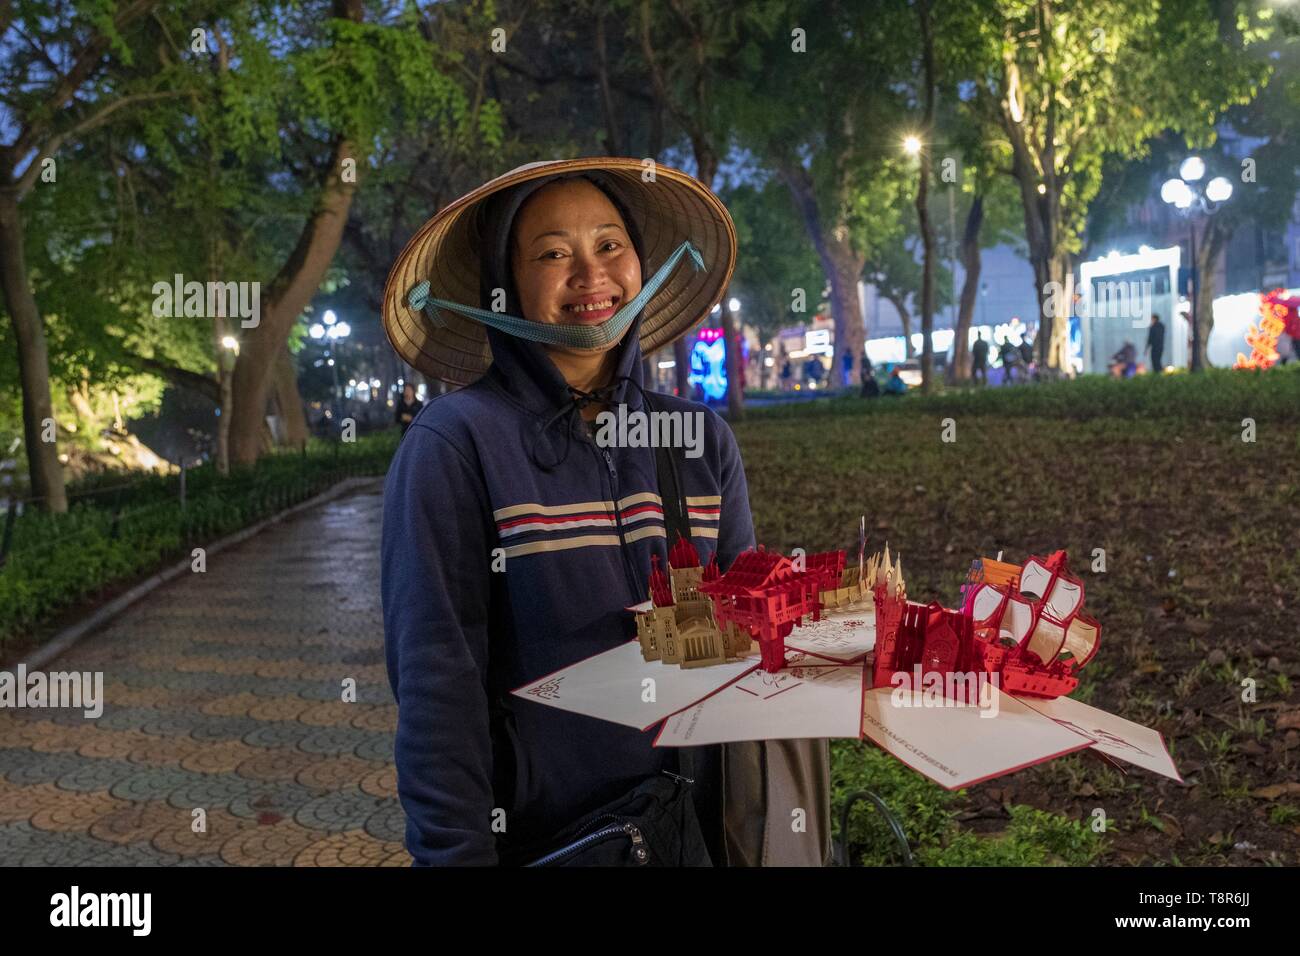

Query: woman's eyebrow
[{"left": 525, "top": 222, "right": 625, "bottom": 245}]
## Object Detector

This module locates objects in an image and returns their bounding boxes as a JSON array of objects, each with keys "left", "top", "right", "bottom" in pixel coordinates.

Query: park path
[{"left": 0, "top": 485, "right": 410, "bottom": 865}]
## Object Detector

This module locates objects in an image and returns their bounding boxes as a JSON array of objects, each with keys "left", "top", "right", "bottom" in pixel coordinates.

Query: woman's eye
[{"left": 601, "top": 240, "right": 621, "bottom": 252}]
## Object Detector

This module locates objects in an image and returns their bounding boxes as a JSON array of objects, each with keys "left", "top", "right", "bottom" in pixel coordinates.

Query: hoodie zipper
[{"left": 597, "top": 444, "right": 645, "bottom": 603}]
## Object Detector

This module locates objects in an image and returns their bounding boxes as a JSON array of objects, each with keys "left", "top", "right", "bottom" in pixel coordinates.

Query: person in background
[
  {"left": 998, "top": 336, "right": 1019, "bottom": 384},
  {"left": 1018, "top": 335, "right": 1035, "bottom": 380},
  {"left": 883, "top": 364, "right": 907, "bottom": 396},
  {"left": 780, "top": 355, "right": 793, "bottom": 391},
  {"left": 395, "top": 382, "right": 423, "bottom": 436},
  {"left": 803, "top": 356, "right": 822, "bottom": 388},
  {"left": 841, "top": 350, "right": 853, "bottom": 387},
  {"left": 970, "top": 332, "right": 989, "bottom": 385},
  {"left": 1110, "top": 340, "right": 1137, "bottom": 377},
  {"left": 1145, "top": 313, "right": 1165, "bottom": 373},
  {"left": 859, "top": 354, "right": 879, "bottom": 398}
]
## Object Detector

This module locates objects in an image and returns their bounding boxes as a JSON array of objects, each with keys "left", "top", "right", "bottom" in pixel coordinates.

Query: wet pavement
[{"left": 0, "top": 486, "right": 410, "bottom": 865}]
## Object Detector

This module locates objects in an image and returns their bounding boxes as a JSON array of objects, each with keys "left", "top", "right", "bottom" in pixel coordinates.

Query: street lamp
[
  {"left": 1161, "top": 157, "right": 1233, "bottom": 372},
  {"left": 321, "top": 315, "right": 350, "bottom": 421}
]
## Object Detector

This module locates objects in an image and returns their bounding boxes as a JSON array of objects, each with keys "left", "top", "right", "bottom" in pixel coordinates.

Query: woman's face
[{"left": 510, "top": 179, "right": 643, "bottom": 354}]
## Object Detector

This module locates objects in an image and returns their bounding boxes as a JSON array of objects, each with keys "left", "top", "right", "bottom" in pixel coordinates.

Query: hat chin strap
[{"left": 406, "top": 239, "right": 705, "bottom": 350}]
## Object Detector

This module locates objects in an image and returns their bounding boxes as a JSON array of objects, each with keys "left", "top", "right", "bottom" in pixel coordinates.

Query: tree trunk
[
  {"left": 595, "top": 11, "right": 623, "bottom": 155},
  {"left": 916, "top": 166, "right": 935, "bottom": 392},
  {"left": 720, "top": 296, "right": 744, "bottom": 420},
  {"left": 1193, "top": 217, "right": 1230, "bottom": 370},
  {"left": 228, "top": 136, "right": 360, "bottom": 467},
  {"left": 273, "top": 346, "right": 309, "bottom": 448},
  {"left": 885, "top": 293, "right": 916, "bottom": 357},
  {"left": 0, "top": 192, "right": 67, "bottom": 511},
  {"left": 915, "top": 0, "right": 936, "bottom": 394},
  {"left": 999, "top": 19, "right": 1072, "bottom": 378},
  {"left": 951, "top": 195, "right": 984, "bottom": 383},
  {"left": 673, "top": 337, "right": 691, "bottom": 398},
  {"left": 1031, "top": 251, "right": 1072, "bottom": 375},
  {"left": 778, "top": 161, "right": 866, "bottom": 389}
]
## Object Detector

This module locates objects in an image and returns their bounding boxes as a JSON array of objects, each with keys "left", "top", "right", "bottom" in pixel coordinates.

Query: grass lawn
[{"left": 734, "top": 368, "right": 1300, "bottom": 866}]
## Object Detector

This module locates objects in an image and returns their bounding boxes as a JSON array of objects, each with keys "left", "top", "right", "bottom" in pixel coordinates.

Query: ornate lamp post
[{"left": 1160, "top": 157, "right": 1233, "bottom": 372}]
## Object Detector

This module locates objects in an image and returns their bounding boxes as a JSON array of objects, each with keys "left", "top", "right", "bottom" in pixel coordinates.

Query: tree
[
  {"left": 722, "top": 177, "right": 823, "bottom": 388},
  {"left": 638, "top": 0, "right": 779, "bottom": 419},
  {"left": 914, "top": 0, "right": 938, "bottom": 393},
  {"left": 1088, "top": 12, "right": 1300, "bottom": 368},
  {"left": 950, "top": 0, "right": 1269, "bottom": 374},
  {"left": 0, "top": 0, "right": 198, "bottom": 509},
  {"left": 729, "top": 0, "right": 917, "bottom": 392}
]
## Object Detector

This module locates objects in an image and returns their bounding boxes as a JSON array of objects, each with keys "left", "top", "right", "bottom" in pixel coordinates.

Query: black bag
[{"left": 518, "top": 765, "right": 713, "bottom": 867}]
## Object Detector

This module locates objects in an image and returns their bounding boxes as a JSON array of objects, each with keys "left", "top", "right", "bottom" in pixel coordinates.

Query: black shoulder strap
[{"left": 646, "top": 392, "right": 691, "bottom": 550}]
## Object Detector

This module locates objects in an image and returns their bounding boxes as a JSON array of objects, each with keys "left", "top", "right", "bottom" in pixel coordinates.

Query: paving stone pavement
[{"left": 0, "top": 487, "right": 412, "bottom": 866}]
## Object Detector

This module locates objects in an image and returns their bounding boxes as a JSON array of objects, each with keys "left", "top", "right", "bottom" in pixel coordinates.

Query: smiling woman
[{"left": 379, "top": 157, "right": 831, "bottom": 868}]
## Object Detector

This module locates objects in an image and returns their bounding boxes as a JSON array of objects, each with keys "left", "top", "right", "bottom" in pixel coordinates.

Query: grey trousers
[{"left": 722, "top": 738, "right": 832, "bottom": 866}]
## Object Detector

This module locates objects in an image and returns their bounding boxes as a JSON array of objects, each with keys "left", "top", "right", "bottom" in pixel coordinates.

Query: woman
[{"left": 380, "top": 158, "right": 831, "bottom": 867}]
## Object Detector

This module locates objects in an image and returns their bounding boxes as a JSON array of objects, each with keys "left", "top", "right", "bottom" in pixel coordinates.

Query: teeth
[{"left": 567, "top": 299, "right": 614, "bottom": 313}]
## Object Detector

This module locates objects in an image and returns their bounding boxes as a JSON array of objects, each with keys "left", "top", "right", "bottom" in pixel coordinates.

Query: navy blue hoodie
[{"left": 380, "top": 315, "right": 757, "bottom": 865}]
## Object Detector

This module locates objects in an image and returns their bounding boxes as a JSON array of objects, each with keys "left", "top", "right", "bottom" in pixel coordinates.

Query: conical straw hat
[{"left": 381, "top": 157, "right": 737, "bottom": 386}]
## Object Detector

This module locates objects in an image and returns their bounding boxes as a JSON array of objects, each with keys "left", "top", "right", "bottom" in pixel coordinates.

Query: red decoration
[
  {"left": 698, "top": 546, "right": 845, "bottom": 672},
  {"left": 873, "top": 550, "right": 1101, "bottom": 701},
  {"left": 1235, "top": 289, "right": 1300, "bottom": 370}
]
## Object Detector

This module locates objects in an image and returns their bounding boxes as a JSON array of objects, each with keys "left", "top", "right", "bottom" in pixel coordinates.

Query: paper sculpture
[
  {"left": 633, "top": 536, "right": 865, "bottom": 672},
  {"left": 633, "top": 536, "right": 751, "bottom": 669},
  {"left": 512, "top": 535, "right": 1179, "bottom": 792}
]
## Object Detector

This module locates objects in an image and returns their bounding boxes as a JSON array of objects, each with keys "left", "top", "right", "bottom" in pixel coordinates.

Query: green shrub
[
  {"left": 832, "top": 740, "right": 1104, "bottom": 867},
  {"left": 0, "top": 433, "right": 399, "bottom": 648}
]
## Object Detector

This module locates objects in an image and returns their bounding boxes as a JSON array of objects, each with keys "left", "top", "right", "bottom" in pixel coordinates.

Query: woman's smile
[{"left": 562, "top": 294, "right": 621, "bottom": 323}]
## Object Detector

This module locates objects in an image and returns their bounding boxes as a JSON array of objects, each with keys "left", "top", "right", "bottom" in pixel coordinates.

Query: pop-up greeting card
[{"left": 510, "top": 535, "right": 1179, "bottom": 790}]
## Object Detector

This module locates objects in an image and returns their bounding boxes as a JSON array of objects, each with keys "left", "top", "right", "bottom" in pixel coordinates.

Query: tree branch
[
  {"left": 11, "top": 90, "right": 183, "bottom": 199},
  {"left": 135, "top": 357, "right": 220, "bottom": 403}
]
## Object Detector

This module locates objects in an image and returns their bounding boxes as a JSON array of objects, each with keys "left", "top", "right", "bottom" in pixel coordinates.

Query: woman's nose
[{"left": 570, "top": 251, "right": 608, "bottom": 286}]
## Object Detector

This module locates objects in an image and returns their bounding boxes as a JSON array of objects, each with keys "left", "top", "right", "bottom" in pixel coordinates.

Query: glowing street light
[
  {"left": 322, "top": 309, "right": 337, "bottom": 326},
  {"left": 1205, "top": 176, "right": 1233, "bottom": 203},
  {"left": 902, "top": 134, "right": 922, "bottom": 156},
  {"left": 309, "top": 323, "right": 325, "bottom": 339},
  {"left": 1160, "top": 178, "right": 1191, "bottom": 206},
  {"left": 1179, "top": 156, "right": 1206, "bottom": 182}
]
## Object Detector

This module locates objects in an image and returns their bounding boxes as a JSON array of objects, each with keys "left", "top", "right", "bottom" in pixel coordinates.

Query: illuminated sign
[{"left": 689, "top": 338, "right": 727, "bottom": 400}]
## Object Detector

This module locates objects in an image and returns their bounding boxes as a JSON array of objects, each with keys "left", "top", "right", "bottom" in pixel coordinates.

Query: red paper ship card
[{"left": 873, "top": 548, "right": 1102, "bottom": 701}]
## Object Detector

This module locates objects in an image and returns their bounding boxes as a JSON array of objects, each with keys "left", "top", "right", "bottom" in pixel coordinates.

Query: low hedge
[
  {"left": 746, "top": 364, "right": 1300, "bottom": 424},
  {"left": 0, "top": 432, "right": 399, "bottom": 649}
]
